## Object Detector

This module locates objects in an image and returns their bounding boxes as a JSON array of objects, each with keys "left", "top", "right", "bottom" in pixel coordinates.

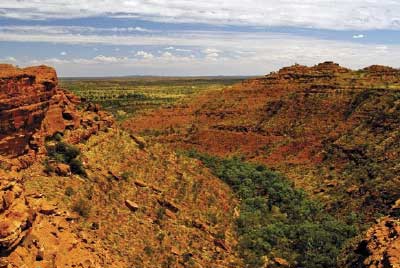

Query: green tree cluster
[{"left": 187, "top": 151, "right": 357, "bottom": 268}]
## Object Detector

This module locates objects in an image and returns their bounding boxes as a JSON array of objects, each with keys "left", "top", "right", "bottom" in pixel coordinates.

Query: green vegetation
[
  {"left": 64, "top": 186, "right": 75, "bottom": 197},
  {"left": 344, "top": 89, "right": 377, "bottom": 119},
  {"left": 60, "top": 77, "right": 246, "bottom": 120},
  {"left": 186, "top": 151, "right": 358, "bottom": 268},
  {"left": 72, "top": 198, "right": 91, "bottom": 218},
  {"left": 46, "top": 141, "right": 87, "bottom": 176}
]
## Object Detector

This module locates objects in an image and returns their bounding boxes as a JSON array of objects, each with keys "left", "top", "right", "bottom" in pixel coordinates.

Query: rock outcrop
[
  {"left": 0, "top": 174, "right": 34, "bottom": 255},
  {"left": 0, "top": 64, "right": 242, "bottom": 268},
  {"left": 0, "top": 64, "right": 117, "bottom": 267},
  {"left": 349, "top": 217, "right": 400, "bottom": 268},
  {"left": 0, "top": 64, "right": 113, "bottom": 169},
  {"left": 0, "top": 171, "right": 109, "bottom": 267},
  {"left": 0, "top": 65, "right": 57, "bottom": 157}
]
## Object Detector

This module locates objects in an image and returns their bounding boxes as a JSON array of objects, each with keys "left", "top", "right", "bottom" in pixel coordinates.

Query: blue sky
[{"left": 1, "top": 1, "right": 400, "bottom": 76}]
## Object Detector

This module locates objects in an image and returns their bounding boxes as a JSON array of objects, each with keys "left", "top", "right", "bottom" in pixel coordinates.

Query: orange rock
[
  {"left": 273, "top": 257, "right": 290, "bottom": 267},
  {"left": 125, "top": 200, "right": 139, "bottom": 212},
  {"left": 0, "top": 64, "right": 114, "bottom": 168},
  {"left": 352, "top": 217, "right": 400, "bottom": 268},
  {"left": 55, "top": 163, "right": 71, "bottom": 176},
  {"left": 0, "top": 178, "right": 34, "bottom": 255}
]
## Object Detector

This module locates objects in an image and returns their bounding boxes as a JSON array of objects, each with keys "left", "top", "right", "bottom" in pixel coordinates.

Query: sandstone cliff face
[
  {"left": 345, "top": 217, "right": 400, "bottom": 268},
  {"left": 0, "top": 65, "right": 116, "bottom": 267},
  {"left": 0, "top": 174, "right": 33, "bottom": 255},
  {"left": 0, "top": 64, "right": 113, "bottom": 168},
  {"left": 0, "top": 65, "right": 57, "bottom": 157}
]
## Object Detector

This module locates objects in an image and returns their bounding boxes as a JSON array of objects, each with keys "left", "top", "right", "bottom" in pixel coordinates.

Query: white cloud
[
  {"left": 1, "top": 1, "right": 400, "bottom": 30},
  {"left": 161, "top": 51, "right": 173, "bottom": 57},
  {"left": 14, "top": 34, "right": 400, "bottom": 77},
  {"left": 113, "top": 26, "right": 151, "bottom": 32},
  {"left": 165, "top": 47, "right": 192, "bottom": 52},
  {"left": 203, "top": 48, "right": 221, "bottom": 59},
  {"left": 93, "top": 55, "right": 129, "bottom": 63},
  {"left": 353, "top": 34, "right": 365, "bottom": 39},
  {"left": 203, "top": 48, "right": 221, "bottom": 54},
  {"left": 31, "top": 58, "right": 70, "bottom": 65},
  {"left": 4, "top": 24, "right": 400, "bottom": 76},
  {"left": 0, "top": 56, "right": 17, "bottom": 63},
  {"left": 133, "top": 27, "right": 149, "bottom": 32},
  {"left": 60, "top": 51, "right": 67, "bottom": 56},
  {"left": 205, "top": 53, "right": 219, "bottom": 59},
  {"left": 375, "top": 45, "right": 389, "bottom": 53},
  {"left": 135, "top": 51, "right": 154, "bottom": 59}
]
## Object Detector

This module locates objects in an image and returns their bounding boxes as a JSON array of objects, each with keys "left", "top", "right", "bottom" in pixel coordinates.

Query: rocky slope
[
  {"left": 342, "top": 216, "right": 400, "bottom": 268},
  {"left": 21, "top": 130, "right": 241, "bottom": 267},
  {"left": 124, "top": 62, "right": 400, "bottom": 216},
  {"left": 0, "top": 65, "right": 241, "bottom": 267},
  {"left": 124, "top": 62, "right": 400, "bottom": 266}
]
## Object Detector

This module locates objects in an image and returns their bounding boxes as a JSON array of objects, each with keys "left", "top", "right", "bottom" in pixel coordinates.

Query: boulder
[
  {"left": 39, "top": 203, "right": 58, "bottom": 216},
  {"left": 125, "top": 200, "right": 139, "bottom": 212},
  {"left": 351, "top": 217, "right": 400, "bottom": 268},
  {"left": 157, "top": 198, "right": 179, "bottom": 213},
  {"left": 55, "top": 163, "right": 71, "bottom": 176},
  {"left": 272, "top": 257, "right": 290, "bottom": 267}
]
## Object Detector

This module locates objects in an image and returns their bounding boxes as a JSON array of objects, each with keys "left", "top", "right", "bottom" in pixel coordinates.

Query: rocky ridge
[
  {"left": 125, "top": 62, "right": 400, "bottom": 267},
  {"left": 0, "top": 64, "right": 113, "bottom": 169},
  {"left": 0, "top": 65, "right": 116, "bottom": 267},
  {"left": 0, "top": 64, "right": 241, "bottom": 267},
  {"left": 124, "top": 61, "right": 400, "bottom": 216}
]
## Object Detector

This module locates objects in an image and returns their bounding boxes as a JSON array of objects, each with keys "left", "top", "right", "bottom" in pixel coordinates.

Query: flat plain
[{"left": 60, "top": 76, "right": 248, "bottom": 120}]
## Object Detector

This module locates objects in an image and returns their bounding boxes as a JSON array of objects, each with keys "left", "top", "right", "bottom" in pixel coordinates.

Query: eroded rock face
[
  {"left": 0, "top": 64, "right": 113, "bottom": 168},
  {"left": 0, "top": 175, "right": 34, "bottom": 255},
  {"left": 0, "top": 64, "right": 118, "bottom": 267},
  {"left": 0, "top": 65, "right": 57, "bottom": 157},
  {"left": 350, "top": 217, "right": 400, "bottom": 268},
  {"left": 0, "top": 172, "right": 107, "bottom": 267}
]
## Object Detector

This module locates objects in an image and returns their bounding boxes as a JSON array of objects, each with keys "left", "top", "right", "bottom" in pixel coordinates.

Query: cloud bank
[
  {"left": 12, "top": 33, "right": 400, "bottom": 77},
  {"left": 1, "top": 0, "right": 400, "bottom": 30}
]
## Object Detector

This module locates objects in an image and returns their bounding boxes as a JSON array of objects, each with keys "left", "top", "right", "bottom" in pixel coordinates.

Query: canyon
[{"left": 0, "top": 63, "right": 399, "bottom": 267}]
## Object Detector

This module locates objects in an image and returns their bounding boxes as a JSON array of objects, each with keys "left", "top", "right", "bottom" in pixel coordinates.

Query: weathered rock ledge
[{"left": 0, "top": 64, "right": 113, "bottom": 169}]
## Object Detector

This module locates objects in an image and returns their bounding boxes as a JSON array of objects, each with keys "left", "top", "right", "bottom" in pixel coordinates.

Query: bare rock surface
[{"left": 0, "top": 64, "right": 113, "bottom": 169}]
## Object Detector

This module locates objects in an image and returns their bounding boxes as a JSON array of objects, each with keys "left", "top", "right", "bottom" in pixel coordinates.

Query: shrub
[
  {"left": 65, "top": 186, "right": 75, "bottom": 197},
  {"left": 144, "top": 246, "right": 153, "bottom": 256},
  {"left": 69, "top": 158, "right": 87, "bottom": 176},
  {"left": 187, "top": 151, "right": 358, "bottom": 268},
  {"left": 43, "top": 159, "right": 55, "bottom": 174},
  {"left": 121, "top": 171, "right": 133, "bottom": 181},
  {"left": 156, "top": 207, "right": 166, "bottom": 223},
  {"left": 72, "top": 198, "right": 91, "bottom": 218},
  {"left": 46, "top": 141, "right": 86, "bottom": 176}
]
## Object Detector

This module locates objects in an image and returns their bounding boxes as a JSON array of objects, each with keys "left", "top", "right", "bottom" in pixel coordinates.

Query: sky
[{"left": 1, "top": 1, "right": 400, "bottom": 77}]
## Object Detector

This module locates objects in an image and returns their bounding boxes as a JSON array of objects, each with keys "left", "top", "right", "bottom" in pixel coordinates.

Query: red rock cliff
[{"left": 0, "top": 64, "right": 113, "bottom": 168}]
